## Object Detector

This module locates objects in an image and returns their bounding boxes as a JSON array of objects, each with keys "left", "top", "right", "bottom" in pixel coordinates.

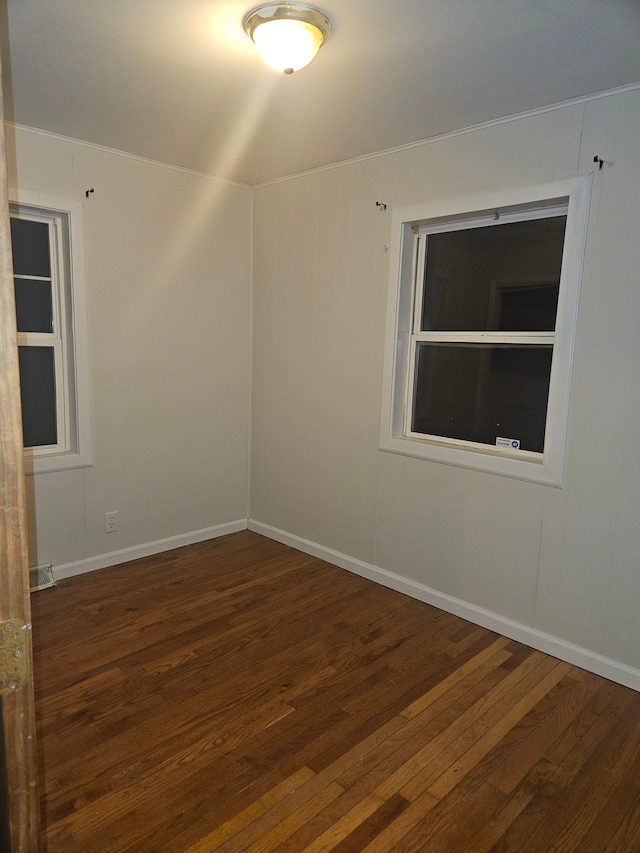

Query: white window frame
[
  {"left": 11, "top": 190, "right": 92, "bottom": 475},
  {"left": 380, "top": 175, "right": 592, "bottom": 487}
]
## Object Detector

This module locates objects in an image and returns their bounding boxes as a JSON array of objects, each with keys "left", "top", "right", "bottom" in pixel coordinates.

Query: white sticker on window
[{"left": 496, "top": 437, "right": 520, "bottom": 450}]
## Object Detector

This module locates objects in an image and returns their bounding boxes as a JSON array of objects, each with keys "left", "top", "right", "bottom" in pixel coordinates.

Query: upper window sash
[{"left": 411, "top": 205, "right": 568, "bottom": 337}]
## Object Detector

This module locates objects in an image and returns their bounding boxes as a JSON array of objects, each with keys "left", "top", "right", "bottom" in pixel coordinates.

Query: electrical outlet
[{"left": 105, "top": 511, "right": 118, "bottom": 533}]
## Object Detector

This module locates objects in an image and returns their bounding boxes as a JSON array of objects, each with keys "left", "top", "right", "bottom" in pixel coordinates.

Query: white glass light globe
[{"left": 252, "top": 19, "right": 324, "bottom": 73}]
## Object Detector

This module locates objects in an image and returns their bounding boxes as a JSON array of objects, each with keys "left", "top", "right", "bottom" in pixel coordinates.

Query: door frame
[{"left": 0, "top": 53, "right": 41, "bottom": 853}]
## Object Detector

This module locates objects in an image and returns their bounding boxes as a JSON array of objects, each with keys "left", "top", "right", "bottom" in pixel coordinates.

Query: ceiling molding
[
  {"left": 253, "top": 80, "right": 640, "bottom": 189},
  {"left": 5, "top": 122, "right": 252, "bottom": 189}
]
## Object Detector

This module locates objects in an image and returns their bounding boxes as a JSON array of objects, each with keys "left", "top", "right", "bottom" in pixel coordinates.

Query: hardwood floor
[{"left": 31, "top": 530, "right": 640, "bottom": 852}]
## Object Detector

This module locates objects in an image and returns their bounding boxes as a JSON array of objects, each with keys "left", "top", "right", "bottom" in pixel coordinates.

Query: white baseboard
[
  {"left": 54, "top": 519, "right": 248, "bottom": 581},
  {"left": 248, "top": 519, "right": 640, "bottom": 693}
]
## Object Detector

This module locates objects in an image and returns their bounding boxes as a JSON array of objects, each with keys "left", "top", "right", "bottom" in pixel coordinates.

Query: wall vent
[{"left": 29, "top": 564, "right": 56, "bottom": 592}]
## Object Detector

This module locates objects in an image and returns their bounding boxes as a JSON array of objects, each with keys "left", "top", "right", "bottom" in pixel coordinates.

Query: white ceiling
[{"left": 3, "top": 0, "right": 640, "bottom": 186}]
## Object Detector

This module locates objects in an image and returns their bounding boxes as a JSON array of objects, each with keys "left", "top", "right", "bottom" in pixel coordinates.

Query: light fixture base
[{"left": 243, "top": 3, "right": 332, "bottom": 43}]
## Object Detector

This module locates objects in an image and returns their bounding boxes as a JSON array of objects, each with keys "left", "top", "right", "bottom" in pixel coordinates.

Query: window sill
[
  {"left": 379, "top": 435, "right": 562, "bottom": 487},
  {"left": 24, "top": 450, "right": 92, "bottom": 476}
]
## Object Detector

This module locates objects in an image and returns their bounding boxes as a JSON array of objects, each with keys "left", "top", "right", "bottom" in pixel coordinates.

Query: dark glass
[
  {"left": 10, "top": 217, "right": 51, "bottom": 277},
  {"left": 14, "top": 278, "right": 53, "bottom": 332},
  {"left": 497, "top": 283, "right": 559, "bottom": 331},
  {"left": 18, "top": 347, "right": 57, "bottom": 447},
  {"left": 421, "top": 216, "right": 566, "bottom": 332},
  {"left": 412, "top": 343, "right": 553, "bottom": 453}
]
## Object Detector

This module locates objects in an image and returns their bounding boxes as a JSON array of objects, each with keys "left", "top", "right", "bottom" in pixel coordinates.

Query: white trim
[
  {"left": 248, "top": 520, "right": 640, "bottom": 693},
  {"left": 409, "top": 333, "right": 556, "bottom": 344},
  {"left": 387, "top": 177, "right": 584, "bottom": 237},
  {"left": 247, "top": 182, "right": 255, "bottom": 520},
  {"left": 253, "top": 81, "right": 640, "bottom": 188},
  {"left": 11, "top": 188, "right": 93, "bottom": 474},
  {"left": 52, "top": 519, "right": 248, "bottom": 581},
  {"left": 11, "top": 84, "right": 640, "bottom": 191},
  {"left": 380, "top": 174, "right": 593, "bottom": 487},
  {"left": 8, "top": 122, "right": 250, "bottom": 189},
  {"left": 10, "top": 85, "right": 640, "bottom": 191}
]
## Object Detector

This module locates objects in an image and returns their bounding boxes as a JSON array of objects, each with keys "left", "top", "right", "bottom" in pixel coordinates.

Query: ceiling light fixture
[{"left": 243, "top": 3, "right": 332, "bottom": 74}]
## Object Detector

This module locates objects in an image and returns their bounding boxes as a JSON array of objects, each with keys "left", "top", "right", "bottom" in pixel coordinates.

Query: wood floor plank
[
  {"left": 357, "top": 789, "right": 440, "bottom": 853},
  {"left": 299, "top": 793, "right": 388, "bottom": 853},
  {"left": 602, "top": 784, "right": 640, "bottom": 853},
  {"left": 401, "top": 782, "right": 506, "bottom": 852},
  {"left": 460, "top": 784, "right": 535, "bottom": 853},
  {"left": 487, "top": 701, "right": 640, "bottom": 853},
  {"left": 484, "top": 670, "right": 600, "bottom": 795},
  {"left": 373, "top": 652, "right": 556, "bottom": 802},
  {"left": 425, "top": 661, "right": 572, "bottom": 800},
  {"left": 29, "top": 530, "right": 640, "bottom": 853},
  {"left": 398, "top": 636, "right": 511, "bottom": 720},
  {"left": 515, "top": 696, "right": 640, "bottom": 853},
  {"left": 164, "top": 768, "right": 316, "bottom": 853},
  {"left": 328, "top": 793, "right": 411, "bottom": 853},
  {"left": 577, "top": 742, "right": 640, "bottom": 853},
  {"left": 245, "top": 782, "right": 344, "bottom": 853},
  {"left": 335, "top": 658, "right": 511, "bottom": 795},
  {"left": 486, "top": 759, "right": 563, "bottom": 853}
]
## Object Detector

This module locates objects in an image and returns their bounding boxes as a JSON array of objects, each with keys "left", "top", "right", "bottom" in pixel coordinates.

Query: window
[
  {"left": 380, "top": 176, "right": 592, "bottom": 486},
  {"left": 10, "top": 192, "right": 91, "bottom": 474}
]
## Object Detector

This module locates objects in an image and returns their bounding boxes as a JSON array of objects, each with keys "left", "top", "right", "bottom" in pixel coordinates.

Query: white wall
[
  {"left": 6, "top": 127, "right": 251, "bottom": 571},
  {"left": 251, "top": 87, "right": 640, "bottom": 683},
  {"left": 9, "top": 87, "right": 640, "bottom": 688}
]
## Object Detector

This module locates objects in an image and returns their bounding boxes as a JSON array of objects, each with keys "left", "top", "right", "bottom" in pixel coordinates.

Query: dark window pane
[
  {"left": 412, "top": 343, "right": 553, "bottom": 453},
  {"left": 18, "top": 347, "right": 57, "bottom": 447},
  {"left": 497, "top": 283, "right": 559, "bottom": 331},
  {"left": 14, "top": 278, "right": 53, "bottom": 333},
  {"left": 10, "top": 217, "right": 51, "bottom": 277},
  {"left": 421, "top": 216, "right": 566, "bottom": 332}
]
